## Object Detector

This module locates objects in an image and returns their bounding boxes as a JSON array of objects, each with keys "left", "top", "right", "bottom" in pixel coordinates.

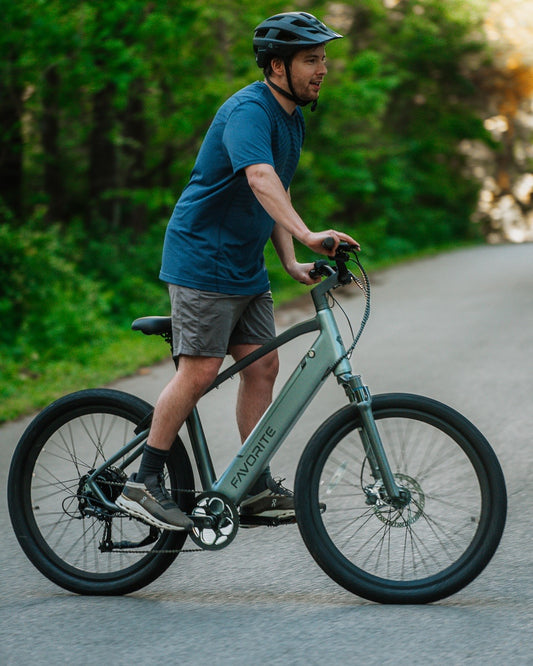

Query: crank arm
[{"left": 190, "top": 514, "right": 217, "bottom": 529}]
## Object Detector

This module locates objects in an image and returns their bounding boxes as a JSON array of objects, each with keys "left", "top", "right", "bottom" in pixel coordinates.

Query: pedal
[{"left": 239, "top": 514, "right": 297, "bottom": 528}]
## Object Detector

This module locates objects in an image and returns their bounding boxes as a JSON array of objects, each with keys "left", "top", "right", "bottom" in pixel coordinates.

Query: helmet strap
[{"left": 265, "top": 59, "right": 318, "bottom": 112}]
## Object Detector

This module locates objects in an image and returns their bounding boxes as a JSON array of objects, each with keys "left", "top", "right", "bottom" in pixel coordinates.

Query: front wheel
[
  {"left": 294, "top": 393, "right": 507, "bottom": 604},
  {"left": 8, "top": 389, "right": 195, "bottom": 595}
]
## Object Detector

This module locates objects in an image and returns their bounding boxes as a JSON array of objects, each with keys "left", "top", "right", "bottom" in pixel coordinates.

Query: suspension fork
[{"left": 338, "top": 373, "right": 403, "bottom": 502}]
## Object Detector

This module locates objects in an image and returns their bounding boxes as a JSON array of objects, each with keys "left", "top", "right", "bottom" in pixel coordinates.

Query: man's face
[{"left": 287, "top": 45, "right": 328, "bottom": 103}]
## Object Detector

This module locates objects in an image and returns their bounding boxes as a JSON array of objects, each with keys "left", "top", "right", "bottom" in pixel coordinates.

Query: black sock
[
  {"left": 136, "top": 445, "right": 169, "bottom": 483},
  {"left": 248, "top": 466, "right": 272, "bottom": 496}
]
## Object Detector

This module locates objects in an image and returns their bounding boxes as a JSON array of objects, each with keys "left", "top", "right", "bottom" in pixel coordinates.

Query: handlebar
[
  {"left": 309, "top": 238, "right": 358, "bottom": 283},
  {"left": 308, "top": 237, "right": 371, "bottom": 356}
]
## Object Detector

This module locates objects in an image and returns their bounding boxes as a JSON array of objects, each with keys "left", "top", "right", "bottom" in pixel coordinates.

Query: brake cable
[{"left": 328, "top": 251, "right": 371, "bottom": 372}]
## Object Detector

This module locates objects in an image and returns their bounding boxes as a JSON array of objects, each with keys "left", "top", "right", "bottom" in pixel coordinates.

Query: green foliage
[
  {"left": 1, "top": 0, "right": 495, "bottom": 421},
  {"left": 0, "top": 221, "right": 108, "bottom": 359},
  {"left": 292, "top": 0, "right": 490, "bottom": 256}
]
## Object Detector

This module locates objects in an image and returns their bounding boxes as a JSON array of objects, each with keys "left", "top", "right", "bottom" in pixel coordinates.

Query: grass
[
  {"left": 0, "top": 240, "right": 480, "bottom": 424},
  {"left": 0, "top": 331, "right": 169, "bottom": 423}
]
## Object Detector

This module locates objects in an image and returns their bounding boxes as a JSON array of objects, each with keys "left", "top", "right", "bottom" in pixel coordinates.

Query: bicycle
[{"left": 7, "top": 242, "right": 507, "bottom": 603}]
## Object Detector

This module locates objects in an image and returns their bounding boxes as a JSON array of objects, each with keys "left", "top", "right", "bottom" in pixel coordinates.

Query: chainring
[{"left": 189, "top": 492, "right": 239, "bottom": 550}]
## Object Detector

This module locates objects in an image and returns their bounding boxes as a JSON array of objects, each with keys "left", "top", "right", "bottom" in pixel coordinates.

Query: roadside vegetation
[{"left": 0, "top": 1, "right": 503, "bottom": 421}]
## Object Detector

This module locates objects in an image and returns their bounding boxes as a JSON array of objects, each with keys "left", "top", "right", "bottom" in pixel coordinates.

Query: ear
[{"left": 270, "top": 57, "right": 285, "bottom": 77}]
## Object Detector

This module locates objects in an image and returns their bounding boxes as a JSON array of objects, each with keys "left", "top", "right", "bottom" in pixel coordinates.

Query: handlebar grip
[{"left": 322, "top": 237, "right": 335, "bottom": 252}]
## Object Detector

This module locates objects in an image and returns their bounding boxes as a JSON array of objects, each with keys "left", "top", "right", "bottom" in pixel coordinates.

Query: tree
[
  {"left": 293, "top": 0, "right": 491, "bottom": 256},
  {"left": 0, "top": 3, "right": 31, "bottom": 220}
]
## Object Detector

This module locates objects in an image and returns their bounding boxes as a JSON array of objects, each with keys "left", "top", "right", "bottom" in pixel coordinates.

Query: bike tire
[
  {"left": 8, "top": 388, "right": 195, "bottom": 595},
  {"left": 294, "top": 393, "right": 507, "bottom": 604}
]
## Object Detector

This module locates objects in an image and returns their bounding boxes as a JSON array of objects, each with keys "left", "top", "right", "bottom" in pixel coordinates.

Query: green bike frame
[
  {"left": 85, "top": 270, "right": 402, "bottom": 511},
  {"left": 194, "top": 271, "right": 401, "bottom": 505}
]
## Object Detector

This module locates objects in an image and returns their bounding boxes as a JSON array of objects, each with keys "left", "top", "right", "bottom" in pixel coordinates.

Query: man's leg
[
  {"left": 229, "top": 344, "right": 279, "bottom": 443},
  {"left": 147, "top": 355, "right": 224, "bottom": 451},
  {"left": 116, "top": 355, "right": 223, "bottom": 530},
  {"left": 229, "top": 344, "right": 296, "bottom": 520}
]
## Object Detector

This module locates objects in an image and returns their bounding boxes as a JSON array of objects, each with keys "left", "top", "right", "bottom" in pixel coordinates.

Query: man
[{"left": 116, "top": 12, "right": 359, "bottom": 531}]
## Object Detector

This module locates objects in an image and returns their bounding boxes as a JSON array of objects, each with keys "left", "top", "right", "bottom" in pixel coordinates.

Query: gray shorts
[{"left": 168, "top": 284, "right": 276, "bottom": 358}]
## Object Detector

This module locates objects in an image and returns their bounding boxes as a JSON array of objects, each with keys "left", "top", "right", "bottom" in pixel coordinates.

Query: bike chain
[
  {"left": 91, "top": 482, "right": 207, "bottom": 554},
  {"left": 90, "top": 481, "right": 284, "bottom": 554}
]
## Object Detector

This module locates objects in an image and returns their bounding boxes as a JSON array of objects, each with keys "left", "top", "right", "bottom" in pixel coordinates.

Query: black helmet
[{"left": 253, "top": 12, "right": 342, "bottom": 69}]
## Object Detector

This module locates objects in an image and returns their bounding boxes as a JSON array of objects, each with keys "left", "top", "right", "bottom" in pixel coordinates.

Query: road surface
[{"left": 1, "top": 243, "right": 531, "bottom": 665}]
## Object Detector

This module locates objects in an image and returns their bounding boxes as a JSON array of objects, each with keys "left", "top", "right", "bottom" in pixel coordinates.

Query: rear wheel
[
  {"left": 8, "top": 389, "right": 195, "bottom": 595},
  {"left": 295, "top": 393, "right": 507, "bottom": 604}
]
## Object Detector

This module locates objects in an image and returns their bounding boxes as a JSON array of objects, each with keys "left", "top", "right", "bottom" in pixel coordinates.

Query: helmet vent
[{"left": 253, "top": 12, "right": 342, "bottom": 69}]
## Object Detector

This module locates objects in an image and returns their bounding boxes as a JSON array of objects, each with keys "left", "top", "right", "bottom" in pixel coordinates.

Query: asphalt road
[{"left": 1, "top": 243, "right": 532, "bottom": 665}]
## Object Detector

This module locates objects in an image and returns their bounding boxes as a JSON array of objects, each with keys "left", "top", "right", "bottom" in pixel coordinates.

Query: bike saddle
[{"left": 131, "top": 316, "right": 172, "bottom": 336}]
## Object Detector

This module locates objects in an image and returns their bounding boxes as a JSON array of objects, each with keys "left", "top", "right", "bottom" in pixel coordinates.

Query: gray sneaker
[
  {"left": 116, "top": 473, "right": 193, "bottom": 531},
  {"left": 240, "top": 477, "right": 296, "bottom": 520}
]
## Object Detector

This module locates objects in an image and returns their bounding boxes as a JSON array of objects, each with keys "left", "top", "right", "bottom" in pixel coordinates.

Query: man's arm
[
  {"left": 271, "top": 222, "right": 319, "bottom": 285},
  {"left": 245, "top": 163, "right": 359, "bottom": 255}
]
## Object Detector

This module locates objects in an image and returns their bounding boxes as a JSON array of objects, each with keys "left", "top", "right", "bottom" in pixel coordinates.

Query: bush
[{"left": 0, "top": 222, "right": 110, "bottom": 361}]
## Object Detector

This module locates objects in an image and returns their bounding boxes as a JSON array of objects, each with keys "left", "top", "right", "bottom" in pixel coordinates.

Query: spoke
[
  {"left": 32, "top": 464, "right": 79, "bottom": 499},
  {"left": 315, "top": 408, "right": 486, "bottom": 583},
  {"left": 27, "top": 409, "right": 158, "bottom": 573},
  {"left": 55, "top": 424, "right": 84, "bottom": 478}
]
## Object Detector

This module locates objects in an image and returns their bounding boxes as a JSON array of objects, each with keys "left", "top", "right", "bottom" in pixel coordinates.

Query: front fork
[{"left": 338, "top": 373, "right": 408, "bottom": 507}]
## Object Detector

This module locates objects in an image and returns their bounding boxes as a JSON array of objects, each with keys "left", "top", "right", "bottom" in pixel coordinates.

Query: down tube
[{"left": 214, "top": 326, "right": 349, "bottom": 504}]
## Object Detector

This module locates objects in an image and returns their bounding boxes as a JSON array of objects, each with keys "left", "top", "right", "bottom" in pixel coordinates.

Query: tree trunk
[
  {"left": 88, "top": 81, "right": 117, "bottom": 229},
  {"left": 0, "top": 65, "right": 23, "bottom": 221},
  {"left": 123, "top": 78, "right": 148, "bottom": 233},
  {"left": 42, "top": 65, "right": 63, "bottom": 223}
]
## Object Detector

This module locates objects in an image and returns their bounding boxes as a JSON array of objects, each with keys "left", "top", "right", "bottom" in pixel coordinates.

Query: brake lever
[{"left": 309, "top": 260, "right": 335, "bottom": 280}]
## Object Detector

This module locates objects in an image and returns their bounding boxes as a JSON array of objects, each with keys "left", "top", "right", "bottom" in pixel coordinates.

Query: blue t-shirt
[{"left": 160, "top": 81, "right": 305, "bottom": 294}]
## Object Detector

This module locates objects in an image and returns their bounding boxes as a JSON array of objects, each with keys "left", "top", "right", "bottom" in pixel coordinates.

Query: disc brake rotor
[{"left": 373, "top": 473, "right": 425, "bottom": 527}]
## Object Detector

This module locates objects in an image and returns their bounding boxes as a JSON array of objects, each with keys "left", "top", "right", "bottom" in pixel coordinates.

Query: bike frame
[{"left": 85, "top": 270, "right": 402, "bottom": 511}]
